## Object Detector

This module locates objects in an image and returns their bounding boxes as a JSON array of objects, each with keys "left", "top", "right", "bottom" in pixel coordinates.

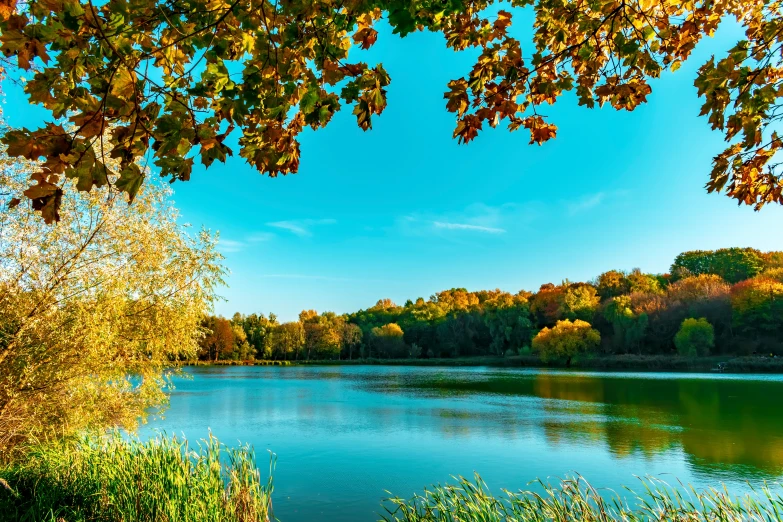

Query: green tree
[
  {"left": 484, "top": 299, "right": 534, "bottom": 356},
  {"left": 671, "top": 249, "right": 766, "bottom": 284},
  {"left": 559, "top": 283, "right": 600, "bottom": 322},
  {"left": 267, "top": 322, "right": 304, "bottom": 361},
  {"left": 341, "top": 323, "right": 364, "bottom": 360},
  {"left": 674, "top": 318, "right": 715, "bottom": 357},
  {"left": 603, "top": 296, "right": 648, "bottom": 354},
  {"left": 230, "top": 323, "right": 255, "bottom": 360},
  {"left": 532, "top": 319, "right": 601, "bottom": 367},
  {"left": 627, "top": 269, "right": 663, "bottom": 295}
]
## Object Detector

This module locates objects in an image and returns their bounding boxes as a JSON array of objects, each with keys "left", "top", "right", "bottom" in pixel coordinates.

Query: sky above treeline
[{"left": 5, "top": 8, "right": 783, "bottom": 322}]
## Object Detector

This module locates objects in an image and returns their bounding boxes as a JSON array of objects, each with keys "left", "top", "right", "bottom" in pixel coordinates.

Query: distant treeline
[{"left": 198, "top": 248, "right": 783, "bottom": 364}]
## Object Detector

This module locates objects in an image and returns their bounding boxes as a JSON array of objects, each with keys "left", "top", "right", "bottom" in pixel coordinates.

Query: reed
[
  {"left": 5, "top": 438, "right": 783, "bottom": 521},
  {"left": 382, "top": 473, "right": 783, "bottom": 521},
  {"left": 0, "top": 433, "right": 274, "bottom": 522}
]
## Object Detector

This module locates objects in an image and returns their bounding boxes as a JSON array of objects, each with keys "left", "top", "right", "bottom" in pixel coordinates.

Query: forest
[{"left": 199, "top": 247, "right": 783, "bottom": 365}]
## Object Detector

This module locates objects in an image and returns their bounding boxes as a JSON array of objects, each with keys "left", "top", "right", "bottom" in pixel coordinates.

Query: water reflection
[
  {"left": 149, "top": 367, "right": 783, "bottom": 522},
  {"left": 368, "top": 369, "right": 783, "bottom": 479}
]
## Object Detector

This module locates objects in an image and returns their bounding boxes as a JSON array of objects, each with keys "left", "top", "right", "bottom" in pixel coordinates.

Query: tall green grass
[
  {"left": 382, "top": 473, "right": 783, "bottom": 521},
  {"left": 4, "top": 437, "right": 783, "bottom": 521},
  {"left": 0, "top": 434, "right": 273, "bottom": 522}
]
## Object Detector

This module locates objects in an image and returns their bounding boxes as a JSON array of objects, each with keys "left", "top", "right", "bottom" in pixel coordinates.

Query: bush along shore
[
  {"left": 182, "top": 354, "right": 783, "bottom": 373},
  {"left": 3, "top": 435, "right": 783, "bottom": 522}
]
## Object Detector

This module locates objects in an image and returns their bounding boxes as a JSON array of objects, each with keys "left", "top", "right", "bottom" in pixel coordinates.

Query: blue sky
[{"left": 6, "top": 10, "right": 783, "bottom": 322}]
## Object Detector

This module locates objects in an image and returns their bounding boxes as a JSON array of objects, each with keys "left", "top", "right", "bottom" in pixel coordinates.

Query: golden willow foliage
[
  {"left": 0, "top": 0, "right": 782, "bottom": 223},
  {"left": 0, "top": 127, "right": 224, "bottom": 458}
]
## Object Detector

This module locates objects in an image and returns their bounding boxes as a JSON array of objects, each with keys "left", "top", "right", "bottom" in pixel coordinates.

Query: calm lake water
[{"left": 141, "top": 366, "right": 783, "bottom": 521}]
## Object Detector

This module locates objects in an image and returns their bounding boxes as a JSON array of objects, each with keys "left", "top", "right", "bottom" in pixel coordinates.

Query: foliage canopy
[{"left": 1, "top": 0, "right": 783, "bottom": 224}]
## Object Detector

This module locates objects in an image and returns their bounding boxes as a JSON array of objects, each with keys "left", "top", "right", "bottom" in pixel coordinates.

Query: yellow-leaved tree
[{"left": 0, "top": 120, "right": 224, "bottom": 458}]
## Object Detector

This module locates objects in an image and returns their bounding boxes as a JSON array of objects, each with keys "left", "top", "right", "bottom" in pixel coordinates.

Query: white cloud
[
  {"left": 218, "top": 239, "right": 245, "bottom": 253},
  {"left": 567, "top": 193, "right": 605, "bottom": 215},
  {"left": 432, "top": 221, "right": 506, "bottom": 234},
  {"left": 247, "top": 232, "right": 276, "bottom": 242},
  {"left": 266, "top": 218, "right": 337, "bottom": 237},
  {"left": 260, "top": 273, "right": 391, "bottom": 283},
  {"left": 398, "top": 203, "right": 533, "bottom": 238}
]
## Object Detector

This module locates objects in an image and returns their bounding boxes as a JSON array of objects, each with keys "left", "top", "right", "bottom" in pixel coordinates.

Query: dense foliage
[
  {"left": 204, "top": 246, "right": 783, "bottom": 364},
  {"left": 2, "top": 0, "right": 783, "bottom": 225},
  {"left": 531, "top": 319, "right": 600, "bottom": 366},
  {"left": 0, "top": 124, "right": 223, "bottom": 458}
]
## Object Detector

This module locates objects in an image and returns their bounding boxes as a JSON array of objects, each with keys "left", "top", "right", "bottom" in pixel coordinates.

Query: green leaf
[{"left": 115, "top": 163, "right": 145, "bottom": 202}]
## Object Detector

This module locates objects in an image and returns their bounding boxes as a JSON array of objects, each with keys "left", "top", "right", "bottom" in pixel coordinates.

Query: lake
[{"left": 141, "top": 366, "right": 783, "bottom": 521}]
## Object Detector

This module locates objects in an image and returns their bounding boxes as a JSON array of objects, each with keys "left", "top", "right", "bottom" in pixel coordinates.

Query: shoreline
[{"left": 179, "top": 354, "right": 783, "bottom": 373}]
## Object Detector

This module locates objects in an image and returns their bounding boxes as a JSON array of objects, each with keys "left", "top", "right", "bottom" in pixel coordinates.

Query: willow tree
[
  {"left": 0, "top": 0, "right": 781, "bottom": 226},
  {"left": 0, "top": 123, "right": 224, "bottom": 458}
]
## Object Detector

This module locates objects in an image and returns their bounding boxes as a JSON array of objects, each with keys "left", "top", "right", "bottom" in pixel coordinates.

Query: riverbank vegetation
[
  {"left": 382, "top": 474, "right": 783, "bottom": 522},
  {"left": 0, "top": 435, "right": 273, "bottom": 522},
  {"left": 3, "top": 434, "right": 783, "bottom": 522},
  {"left": 201, "top": 248, "right": 783, "bottom": 367}
]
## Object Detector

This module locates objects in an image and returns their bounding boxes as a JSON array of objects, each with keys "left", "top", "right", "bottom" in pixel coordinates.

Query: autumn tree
[
  {"left": 0, "top": 131, "right": 222, "bottom": 457},
  {"left": 530, "top": 283, "right": 565, "bottom": 327},
  {"left": 369, "top": 323, "right": 406, "bottom": 359},
  {"left": 200, "top": 316, "right": 235, "bottom": 362},
  {"left": 595, "top": 270, "right": 631, "bottom": 300},
  {"left": 559, "top": 282, "right": 600, "bottom": 322},
  {"left": 532, "top": 319, "right": 600, "bottom": 367},
  {"left": 4, "top": 0, "right": 783, "bottom": 226},
  {"left": 267, "top": 322, "right": 304, "bottom": 361},
  {"left": 730, "top": 276, "right": 783, "bottom": 339}
]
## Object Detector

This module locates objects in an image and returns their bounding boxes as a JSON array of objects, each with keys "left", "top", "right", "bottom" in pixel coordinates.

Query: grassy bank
[
  {"left": 0, "top": 435, "right": 273, "bottom": 522},
  {"left": 3, "top": 436, "right": 783, "bottom": 521},
  {"left": 186, "top": 354, "right": 783, "bottom": 373}
]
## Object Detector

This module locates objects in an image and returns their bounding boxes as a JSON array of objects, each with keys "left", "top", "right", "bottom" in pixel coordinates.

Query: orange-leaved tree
[{"left": 1, "top": 0, "right": 783, "bottom": 223}]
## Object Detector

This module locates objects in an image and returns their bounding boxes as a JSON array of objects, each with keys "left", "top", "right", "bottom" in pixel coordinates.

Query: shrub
[
  {"left": 532, "top": 319, "right": 600, "bottom": 366},
  {"left": 674, "top": 318, "right": 714, "bottom": 357}
]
